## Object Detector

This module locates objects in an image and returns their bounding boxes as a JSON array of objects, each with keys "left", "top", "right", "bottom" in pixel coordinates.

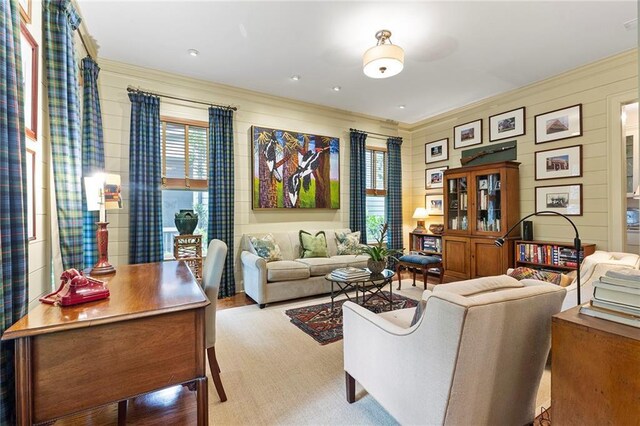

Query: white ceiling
[{"left": 77, "top": 1, "right": 637, "bottom": 124}]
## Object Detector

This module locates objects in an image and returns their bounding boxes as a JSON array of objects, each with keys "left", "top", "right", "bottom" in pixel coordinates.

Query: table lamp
[
  {"left": 412, "top": 207, "right": 429, "bottom": 234},
  {"left": 85, "top": 173, "right": 122, "bottom": 275}
]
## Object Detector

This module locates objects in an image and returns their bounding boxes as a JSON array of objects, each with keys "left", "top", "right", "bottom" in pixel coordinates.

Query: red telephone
[{"left": 40, "top": 269, "right": 110, "bottom": 306}]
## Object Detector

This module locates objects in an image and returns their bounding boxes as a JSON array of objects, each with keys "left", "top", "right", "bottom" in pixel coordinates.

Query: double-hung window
[
  {"left": 365, "top": 147, "right": 387, "bottom": 243},
  {"left": 161, "top": 117, "right": 209, "bottom": 258}
]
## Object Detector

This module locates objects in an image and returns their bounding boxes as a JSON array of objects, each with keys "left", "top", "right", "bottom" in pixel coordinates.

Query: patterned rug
[{"left": 284, "top": 291, "right": 419, "bottom": 345}]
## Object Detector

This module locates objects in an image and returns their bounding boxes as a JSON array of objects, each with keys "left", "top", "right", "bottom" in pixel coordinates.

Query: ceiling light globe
[{"left": 363, "top": 44, "right": 404, "bottom": 79}]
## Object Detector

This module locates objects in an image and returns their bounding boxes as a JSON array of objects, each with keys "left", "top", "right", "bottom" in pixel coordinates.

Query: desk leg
[
  {"left": 196, "top": 377, "right": 208, "bottom": 426},
  {"left": 117, "top": 400, "right": 128, "bottom": 425},
  {"left": 15, "top": 338, "right": 32, "bottom": 426}
]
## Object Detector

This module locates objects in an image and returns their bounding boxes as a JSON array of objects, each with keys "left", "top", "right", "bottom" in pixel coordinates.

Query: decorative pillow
[
  {"left": 249, "top": 234, "right": 282, "bottom": 262},
  {"left": 335, "top": 231, "right": 362, "bottom": 255},
  {"left": 508, "top": 266, "right": 572, "bottom": 286},
  {"left": 410, "top": 299, "right": 427, "bottom": 327},
  {"left": 299, "top": 230, "right": 329, "bottom": 258}
]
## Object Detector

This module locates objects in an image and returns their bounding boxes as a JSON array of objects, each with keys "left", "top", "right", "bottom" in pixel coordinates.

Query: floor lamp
[{"left": 495, "top": 211, "right": 583, "bottom": 305}]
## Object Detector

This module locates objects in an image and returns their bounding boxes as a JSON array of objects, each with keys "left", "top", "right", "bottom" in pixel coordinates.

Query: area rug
[{"left": 284, "top": 291, "right": 418, "bottom": 345}]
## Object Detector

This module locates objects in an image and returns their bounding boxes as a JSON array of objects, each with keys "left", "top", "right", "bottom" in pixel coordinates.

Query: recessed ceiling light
[
  {"left": 398, "top": 105, "right": 406, "bottom": 109},
  {"left": 290, "top": 75, "right": 301, "bottom": 81},
  {"left": 332, "top": 86, "right": 341, "bottom": 92},
  {"left": 188, "top": 49, "right": 199, "bottom": 57}
]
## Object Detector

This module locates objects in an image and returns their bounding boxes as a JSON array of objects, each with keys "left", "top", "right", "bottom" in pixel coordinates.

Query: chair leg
[
  {"left": 345, "top": 372, "right": 356, "bottom": 403},
  {"left": 423, "top": 266, "right": 428, "bottom": 290},
  {"left": 396, "top": 264, "right": 402, "bottom": 290},
  {"left": 207, "top": 346, "right": 227, "bottom": 402},
  {"left": 439, "top": 265, "right": 445, "bottom": 284}
]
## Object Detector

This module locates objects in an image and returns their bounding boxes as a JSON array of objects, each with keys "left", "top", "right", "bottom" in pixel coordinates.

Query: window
[
  {"left": 161, "top": 117, "right": 209, "bottom": 258},
  {"left": 365, "top": 147, "right": 387, "bottom": 243}
]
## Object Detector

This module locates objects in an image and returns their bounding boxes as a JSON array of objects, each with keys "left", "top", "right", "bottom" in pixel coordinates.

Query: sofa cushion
[
  {"left": 335, "top": 231, "right": 362, "bottom": 255},
  {"left": 399, "top": 254, "right": 442, "bottom": 265},
  {"left": 330, "top": 254, "right": 369, "bottom": 268},
  {"left": 295, "top": 257, "right": 348, "bottom": 276},
  {"left": 299, "top": 230, "right": 329, "bottom": 258},
  {"left": 266, "top": 261, "right": 311, "bottom": 282},
  {"left": 249, "top": 234, "right": 283, "bottom": 262}
]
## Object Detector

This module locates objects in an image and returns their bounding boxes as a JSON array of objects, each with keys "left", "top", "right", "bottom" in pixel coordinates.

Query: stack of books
[
  {"left": 330, "top": 267, "right": 370, "bottom": 281},
  {"left": 579, "top": 269, "right": 640, "bottom": 328}
]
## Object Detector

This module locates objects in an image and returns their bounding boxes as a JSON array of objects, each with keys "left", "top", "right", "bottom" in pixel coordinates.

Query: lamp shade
[
  {"left": 363, "top": 43, "right": 404, "bottom": 79},
  {"left": 85, "top": 173, "right": 122, "bottom": 211},
  {"left": 413, "top": 207, "right": 429, "bottom": 219}
]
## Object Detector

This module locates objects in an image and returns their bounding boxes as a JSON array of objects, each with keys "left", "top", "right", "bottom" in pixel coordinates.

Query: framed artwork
[
  {"left": 425, "top": 166, "right": 448, "bottom": 189},
  {"left": 535, "top": 145, "right": 582, "bottom": 180},
  {"left": 425, "top": 138, "right": 448, "bottom": 164},
  {"left": 535, "top": 104, "right": 582, "bottom": 144},
  {"left": 26, "top": 148, "right": 35, "bottom": 240},
  {"left": 535, "top": 184, "right": 582, "bottom": 216},
  {"left": 20, "top": 23, "right": 38, "bottom": 140},
  {"left": 251, "top": 126, "right": 339, "bottom": 209},
  {"left": 425, "top": 194, "right": 444, "bottom": 216},
  {"left": 489, "top": 107, "right": 525, "bottom": 142},
  {"left": 19, "top": 0, "right": 31, "bottom": 23},
  {"left": 454, "top": 119, "right": 482, "bottom": 149}
]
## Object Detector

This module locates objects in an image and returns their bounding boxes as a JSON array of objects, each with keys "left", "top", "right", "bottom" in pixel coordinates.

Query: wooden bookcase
[
  {"left": 514, "top": 240, "right": 596, "bottom": 272},
  {"left": 409, "top": 232, "right": 443, "bottom": 256},
  {"left": 442, "top": 161, "right": 520, "bottom": 280}
]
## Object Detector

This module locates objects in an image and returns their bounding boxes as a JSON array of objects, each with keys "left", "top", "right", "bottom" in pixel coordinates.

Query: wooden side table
[{"left": 174, "top": 234, "right": 203, "bottom": 282}]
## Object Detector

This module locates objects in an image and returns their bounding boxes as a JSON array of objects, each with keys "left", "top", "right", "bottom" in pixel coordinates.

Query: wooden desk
[
  {"left": 1, "top": 261, "right": 210, "bottom": 425},
  {"left": 551, "top": 306, "right": 640, "bottom": 425}
]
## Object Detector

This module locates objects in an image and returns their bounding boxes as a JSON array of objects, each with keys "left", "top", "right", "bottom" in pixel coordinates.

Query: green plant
[{"left": 359, "top": 223, "right": 403, "bottom": 261}]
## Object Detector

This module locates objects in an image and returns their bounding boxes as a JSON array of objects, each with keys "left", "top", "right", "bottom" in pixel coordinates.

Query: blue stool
[{"left": 396, "top": 254, "right": 444, "bottom": 290}]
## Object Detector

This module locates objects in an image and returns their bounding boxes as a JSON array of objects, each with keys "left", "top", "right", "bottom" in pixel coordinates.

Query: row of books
[
  {"left": 477, "top": 218, "right": 500, "bottom": 232},
  {"left": 580, "top": 269, "right": 640, "bottom": 328},
  {"left": 329, "top": 267, "right": 370, "bottom": 280},
  {"left": 421, "top": 236, "right": 442, "bottom": 253},
  {"left": 516, "top": 243, "right": 584, "bottom": 267}
]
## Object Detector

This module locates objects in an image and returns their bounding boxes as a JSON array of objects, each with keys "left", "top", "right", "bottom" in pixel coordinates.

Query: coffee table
[{"left": 325, "top": 269, "right": 395, "bottom": 312}]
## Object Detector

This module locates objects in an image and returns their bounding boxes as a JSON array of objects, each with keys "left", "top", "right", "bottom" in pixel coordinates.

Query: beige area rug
[{"left": 210, "top": 281, "right": 551, "bottom": 425}]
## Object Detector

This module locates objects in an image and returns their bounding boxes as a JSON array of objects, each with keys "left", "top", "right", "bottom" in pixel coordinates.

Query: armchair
[{"left": 343, "top": 275, "right": 565, "bottom": 425}]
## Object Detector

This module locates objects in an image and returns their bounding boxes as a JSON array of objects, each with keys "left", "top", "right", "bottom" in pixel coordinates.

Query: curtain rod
[
  {"left": 76, "top": 27, "right": 94, "bottom": 60},
  {"left": 126, "top": 86, "right": 238, "bottom": 111},
  {"left": 349, "top": 128, "right": 401, "bottom": 140}
]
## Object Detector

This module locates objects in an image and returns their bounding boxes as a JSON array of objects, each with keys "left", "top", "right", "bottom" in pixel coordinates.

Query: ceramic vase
[{"left": 174, "top": 210, "right": 199, "bottom": 235}]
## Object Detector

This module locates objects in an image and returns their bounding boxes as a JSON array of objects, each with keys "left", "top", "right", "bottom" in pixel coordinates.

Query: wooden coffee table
[{"left": 325, "top": 269, "right": 395, "bottom": 312}]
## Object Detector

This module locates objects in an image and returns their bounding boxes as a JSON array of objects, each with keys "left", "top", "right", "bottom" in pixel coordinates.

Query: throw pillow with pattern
[
  {"left": 335, "top": 231, "right": 362, "bottom": 255},
  {"left": 508, "top": 266, "right": 572, "bottom": 286},
  {"left": 299, "top": 230, "right": 329, "bottom": 258},
  {"left": 249, "top": 234, "right": 282, "bottom": 262}
]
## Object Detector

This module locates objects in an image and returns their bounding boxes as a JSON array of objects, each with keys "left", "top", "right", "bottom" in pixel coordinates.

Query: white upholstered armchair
[
  {"left": 202, "top": 239, "right": 228, "bottom": 402},
  {"left": 343, "top": 275, "right": 566, "bottom": 425}
]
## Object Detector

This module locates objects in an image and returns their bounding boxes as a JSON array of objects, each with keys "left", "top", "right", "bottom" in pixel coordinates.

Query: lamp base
[
  {"left": 413, "top": 220, "right": 427, "bottom": 234},
  {"left": 91, "top": 222, "right": 116, "bottom": 276}
]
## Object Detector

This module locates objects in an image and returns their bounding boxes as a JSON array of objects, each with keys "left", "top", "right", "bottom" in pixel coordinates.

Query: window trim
[
  {"left": 161, "top": 116, "right": 209, "bottom": 190},
  {"left": 365, "top": 146, "right": 387, "bottom": 196}
]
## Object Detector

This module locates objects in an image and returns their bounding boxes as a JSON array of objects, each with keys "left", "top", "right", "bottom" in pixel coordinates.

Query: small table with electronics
[{"left": 325, "top": 269, "right": 395, "bottom": 312}]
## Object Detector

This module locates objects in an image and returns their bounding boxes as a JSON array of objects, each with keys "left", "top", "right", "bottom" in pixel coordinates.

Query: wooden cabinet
[
  {"left": 442, "top": 161, "right": 520, "bottom": 279},
  {"left": 552, "top": 307, "right": 640, "bottom": 424}
]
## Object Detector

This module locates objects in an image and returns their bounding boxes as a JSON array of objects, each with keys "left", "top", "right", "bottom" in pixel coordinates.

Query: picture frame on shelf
[
  {"left": 20, "top": 22, "right": 38, "bottom": 141},
  {"left": 26, "top": 148, "right": 35, "bottom": 240},
  {"left": 425, "top": 138, "right": 449, "bottom": 164},
  {"left": 426, "top": 194, "right": 444, "bottom": 216},
  {"left": 19, "top": 0, "right": 31, "bottom": 23},
  {"left": 535, "top": 184, "right": 582, "bottom": 216},
  {"left": 489, "top": 107, "right": 525, "bottom": 142},
  {"left": 535, "top": 104, "right": 582, "bottom": 144},
  {"left": 454, "top": 119, "right": 482, "bottom": 149},
  {"left": 535, "top": 145, "right": 582, "bottom": 180},
  {"left": 425, "top": 166, "right": 448, "bottom": 189}
]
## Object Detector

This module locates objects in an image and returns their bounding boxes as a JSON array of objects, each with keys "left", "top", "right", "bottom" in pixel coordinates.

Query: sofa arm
[{"left": 240, "top": 251, "right": 268, "bottom": 305}]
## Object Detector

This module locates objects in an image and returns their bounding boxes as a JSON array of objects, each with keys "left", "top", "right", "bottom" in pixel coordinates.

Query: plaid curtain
[
  {"left": 0, "top": 0, "right": 28, "bottom": 422},
  {"left": 386, "top": 137, "right": 403, "bottom": 258},
  {"left": 44, "top": 0, "right": 83, "bottom": 270},
  {"left": 128, "top": 93, "right": 162, "bottom": 264},
  {"left": 208, "top": 107, "right": 235, "bottom": 298},
  {"left": 81, "top": 57, "right": 105, "bottom": 269},
  {"left": 349, "top": 130, "right": 367, "bottom": 243}
]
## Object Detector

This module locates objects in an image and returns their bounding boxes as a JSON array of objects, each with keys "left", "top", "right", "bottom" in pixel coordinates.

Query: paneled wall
[{"left": 405, "top": 50, "right": 638, "bottom": 251}]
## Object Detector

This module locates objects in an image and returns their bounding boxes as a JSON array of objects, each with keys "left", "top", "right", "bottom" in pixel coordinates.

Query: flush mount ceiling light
[
  {"left": 332, "top": 86, "right": 341, "bottom": 92},
  {"left": 363, "top": 29, "right": 404, "bottom": 79},
  {"left": 290, "top": 75, "right": 301, "bottom": 81},
  {"left": 188, "top": 49, "right": 199, "bottom": 57}
]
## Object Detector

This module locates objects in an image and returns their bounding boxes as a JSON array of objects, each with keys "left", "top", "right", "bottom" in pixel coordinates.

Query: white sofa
[{"left": 240, "top": 229, "right": 368, "bottom": 308}]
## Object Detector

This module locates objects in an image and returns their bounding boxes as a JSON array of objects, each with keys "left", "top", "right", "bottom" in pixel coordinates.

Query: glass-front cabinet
[
  {"left": 472, "top": 170, "right": 502, "bottom": 235},
  {"left": 445, "top": 173, "right": 469, "bottom": 232}
]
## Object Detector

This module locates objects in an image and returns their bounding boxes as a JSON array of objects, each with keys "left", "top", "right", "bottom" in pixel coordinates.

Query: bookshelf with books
[
  {"left": 514, "top": 240, "right": 595, "bottom": 272},
  {"left": 409, "top": 232, "right": 443, "bottom": 256}
]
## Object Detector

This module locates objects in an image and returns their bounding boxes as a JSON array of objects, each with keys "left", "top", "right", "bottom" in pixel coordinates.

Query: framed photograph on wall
[
  {"left": 535, "top": 145, "right": 582, "bottom": 180},
  {"left": 426, "top": 194, "right": 444, "bottom": 216},
  {"left": 454, "top": 119, "right": 482, "bottom": 149},
  {"left": 19, "top": 0, "right": 31, "bottom": 23},
  {"left": 21, "top": 22, "right": 38, "bottom": 140},
  {"left": 425, "top": 166, "right": 448, "bottom": 189},
  {"left": 535, "top": 104, "right": 582, "bottom": 144},
  {"left": 535, "top": 184, "right": 582, "bottom": 216},
  {"left": 26, "top": 148, "right": 35, "bottom": 240},
  {"left": 489, "top": 107, "right": 525, "bottom": 142},
  {"left": 425, "top": 138, "right": 449, "bottom": 164}
]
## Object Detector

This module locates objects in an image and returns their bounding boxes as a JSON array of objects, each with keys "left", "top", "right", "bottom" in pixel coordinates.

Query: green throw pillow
[
  {"left": 335, "top": 231, "right": 362, "bottom": 255},
  {"left": 299, "top": 230, "right": 329, "bottom": 258},
  {"left": 249, "top": 234, "right": 282, "bottom": 262}
]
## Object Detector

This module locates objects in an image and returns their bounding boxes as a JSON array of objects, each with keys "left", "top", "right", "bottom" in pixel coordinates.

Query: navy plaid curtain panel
[
  {"left": 208, "top": 107, "right": 235, "bottom": 298},
  {"left": 0, "top": 0, "right": 28, "bottom": 422},
  {"left": 128, "top": 93, "right": 163, "bottom": 264},
  {"left": 44, "top": 0, "right": 83, "bottom": 270},
  {"left": 81, "top": 57, "right": 105, "bottom": 269},
  {"left": 349, "top": 130, "right": 367, "bottom": 243},
  {"left": 386, "top": 137, "right": 403, "bottom": 257}
]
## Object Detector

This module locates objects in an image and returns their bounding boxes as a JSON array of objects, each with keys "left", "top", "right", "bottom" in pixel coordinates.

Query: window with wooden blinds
[{"left": 161, "top": 117, "right": 208, "bottom": 189}]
